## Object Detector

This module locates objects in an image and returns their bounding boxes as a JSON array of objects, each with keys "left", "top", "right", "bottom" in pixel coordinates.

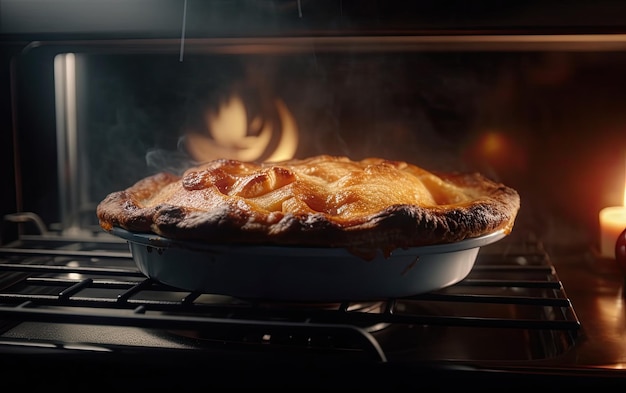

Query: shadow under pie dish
[{"left": 97, "top": 155, "right": 520, "bottom": 301}]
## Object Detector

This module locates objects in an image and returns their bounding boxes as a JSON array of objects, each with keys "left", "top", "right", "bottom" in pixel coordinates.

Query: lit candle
[
  {"left": 600, "top": 207, "right": 626, "bottom": 258},
  {"left": 599, "top": 161, "right": 626, "bottom": 259}
]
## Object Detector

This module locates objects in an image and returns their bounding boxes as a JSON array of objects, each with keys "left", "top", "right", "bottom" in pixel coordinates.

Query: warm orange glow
[
  {"left": 463, "top": 130, "right": 527, "bottom": 175},
  {"left": 265, "top": 100, "right": 299, "bottom": 162},
  {"left": 206, "top": 96, "right": 272, "bottom": 159},
  {"left": 480, "top": 132, "right": 506, "bottom": 156},
  {"left": 185, "top": 95, "right": 298, "bottom": 163}
]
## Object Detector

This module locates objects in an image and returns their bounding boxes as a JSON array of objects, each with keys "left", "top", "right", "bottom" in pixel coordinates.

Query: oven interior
[{"left": 2, "top": 1, "right": 626, "bottom": 388}]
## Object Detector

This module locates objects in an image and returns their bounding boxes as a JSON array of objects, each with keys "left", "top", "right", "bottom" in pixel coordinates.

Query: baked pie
[{"left": 96, "top": 155, "right": 520, "bottom": 258}]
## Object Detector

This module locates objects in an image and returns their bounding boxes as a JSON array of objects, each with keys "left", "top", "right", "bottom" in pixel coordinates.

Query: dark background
[{"left": 2, "top": 0, "right": 626, "bottom": 246}]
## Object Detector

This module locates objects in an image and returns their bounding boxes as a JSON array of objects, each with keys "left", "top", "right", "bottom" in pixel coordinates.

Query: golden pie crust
[{"left": 97, "top": 155, "right": 520, "bottom": 257}]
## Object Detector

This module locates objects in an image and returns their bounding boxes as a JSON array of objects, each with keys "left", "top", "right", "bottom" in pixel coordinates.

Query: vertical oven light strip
[
  {"left": 9, "top": 54, "right": 23, "bottom": 220},
  {"left": 179, "top": 0, "right": 187, "bottom": 62},
  {"left": 65, "top": 54, "right": 79, "bottom": 232},
  {"left": 53, "top": 55, "right": 67, "bottom": 231},
  {"left": 54, "top": 53, "right": 78, "bottom": 233}
]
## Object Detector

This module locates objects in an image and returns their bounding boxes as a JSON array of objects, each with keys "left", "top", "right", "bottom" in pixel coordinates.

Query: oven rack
[{"left": 0, "top": 234, "right": 581, "bottom": 363}]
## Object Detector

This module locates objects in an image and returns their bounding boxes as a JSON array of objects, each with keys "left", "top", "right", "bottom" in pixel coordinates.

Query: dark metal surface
[
  {"left": 4, "top": 0, "right": 626, "bottom": 41},
  {"left": 1, "top": 225, "right": 625, "bottom": 387},
  {"left": 548, "top": 249, "right": 626, "bottom": 369}
]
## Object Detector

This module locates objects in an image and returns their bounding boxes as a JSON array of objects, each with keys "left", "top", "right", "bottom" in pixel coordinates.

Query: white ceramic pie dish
[{"left": 110, "top": 227, "right": 507, "bottom": 302}]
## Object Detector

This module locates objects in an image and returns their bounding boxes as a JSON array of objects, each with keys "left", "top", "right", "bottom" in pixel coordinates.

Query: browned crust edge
[{"left": 96, "top": 161, "right": 520, "bottom": 255}]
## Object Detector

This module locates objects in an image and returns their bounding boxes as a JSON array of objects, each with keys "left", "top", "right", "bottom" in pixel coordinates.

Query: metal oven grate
[{"left": 0, "top": 227, "right": 580, "bottom": 365}]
